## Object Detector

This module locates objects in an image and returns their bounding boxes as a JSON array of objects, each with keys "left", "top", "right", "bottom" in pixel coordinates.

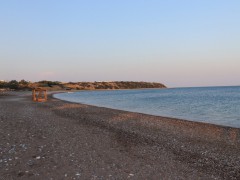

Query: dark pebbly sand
[{"left": 0, "top": 93, "right": 240, "bottom": 180}]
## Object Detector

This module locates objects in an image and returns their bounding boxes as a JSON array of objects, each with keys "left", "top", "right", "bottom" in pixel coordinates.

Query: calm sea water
[{"left": 54, "top": 86, "right": 240, "bottom": 128}]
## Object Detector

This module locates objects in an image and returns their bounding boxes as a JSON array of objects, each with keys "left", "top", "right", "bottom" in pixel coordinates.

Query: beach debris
[
  {"left": 27, "top": 160, "right": 35, "bottom": 166},
  {"left": 36, "top": 156, "right": 41, "bottom": 160},
  {"left": 128, "top": 173, "right": 134, "bottom": 178},
  {"left": 76, "top": 172, "right": 81, "bottom": 176},
  {"left": 8, "top": 145, "right": 16, "bottom": 154},
  {"left": 19, "top": 144, "right": 28, "bottom": 151}
]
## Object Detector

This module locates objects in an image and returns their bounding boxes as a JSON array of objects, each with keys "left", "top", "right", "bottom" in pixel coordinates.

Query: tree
[
  {"left": 0, "top": 81, "right": 7, "bottom": 88},
  {"left": 7, "top": 80, "right": 19, "bottom": 90},
  {"left": 19, "top": 79, "right": 29, "bottom": 86}
]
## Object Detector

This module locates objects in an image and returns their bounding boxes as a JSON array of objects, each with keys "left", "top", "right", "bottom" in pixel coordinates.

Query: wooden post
[
  {"left": 44, "top": 90, "right": 47, "bottom": 100},
  {"left": 32, "top": 89, "right": 36, "bottom": 101}
]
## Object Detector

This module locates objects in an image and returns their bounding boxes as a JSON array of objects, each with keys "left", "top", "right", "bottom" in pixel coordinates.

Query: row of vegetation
[
  {"left": 0, "top": 80, "right": 63, "bottom": 90},
  {"left": 0, "top": 80, "right": 166, "bottom": 90},
  {"left": 75, "top": 81, "right": 166, "bottom": 90},
  {"left": 0, "top": 80, "right": 30, "bottom": 90}
]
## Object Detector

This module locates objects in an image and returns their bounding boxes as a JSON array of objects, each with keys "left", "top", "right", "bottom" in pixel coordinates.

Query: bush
[
  {"left": 7, "top": 80, "right": 19, "bottom": 90},
  {"left": 38, "top": 80, "right": 60, "bottom": 87},
  {"left": 0, "top": 81, "right": 7, "bottom": 88},
  {"left": 19, "top": 79, "right": 29, "bottom": 86}
]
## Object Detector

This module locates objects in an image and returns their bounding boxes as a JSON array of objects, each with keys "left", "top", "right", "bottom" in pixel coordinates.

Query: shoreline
[
  {"left": 52, "top": 93, "right": 240, "bottom": 143},
  {"left": 1, "top": 93, "right": 240, "bottom": 179},
  {"left": 53, "top": 91, "right": 240, "bottom": 130}
]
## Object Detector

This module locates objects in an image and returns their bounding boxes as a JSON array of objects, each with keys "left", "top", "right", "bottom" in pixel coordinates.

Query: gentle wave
[{"left": 54, "top": 86, "right": 240, "bottom": 128}]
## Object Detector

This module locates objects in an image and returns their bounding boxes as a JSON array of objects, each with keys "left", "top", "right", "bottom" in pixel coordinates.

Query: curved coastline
[
  {"left": 1, "top": 92, "right": 240, "bottom": 179},
  {"left": 53, "top": 91, "right": 240, "bottom": 129},
  {"left": 52, "top": 92, "right": 240, "bottom": 145},
  {"left": 51, "top": 92, "right": 240, "bottom": 178}
]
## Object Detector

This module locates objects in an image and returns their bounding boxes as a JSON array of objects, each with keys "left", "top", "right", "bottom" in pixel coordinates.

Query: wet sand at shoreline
[{"left": 0, "top": 93, "right": 240, "bottom": 179}]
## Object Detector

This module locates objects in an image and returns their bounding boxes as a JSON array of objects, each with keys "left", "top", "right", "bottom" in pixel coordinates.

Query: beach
[{"left": 0, "top": 93, "right": 240, "bottom": 179}]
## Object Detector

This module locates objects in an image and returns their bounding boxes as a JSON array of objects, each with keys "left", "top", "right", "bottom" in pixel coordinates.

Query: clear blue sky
[{"left": 0, "top": 0, "right": 239, "bottom": 87}]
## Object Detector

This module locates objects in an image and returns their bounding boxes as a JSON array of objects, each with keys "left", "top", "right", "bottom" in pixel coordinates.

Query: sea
[{"left": 53, "top": 86, "right": 240, "bottom": 128}]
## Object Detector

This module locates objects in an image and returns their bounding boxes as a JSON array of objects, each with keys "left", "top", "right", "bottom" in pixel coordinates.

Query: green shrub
[{"left": 7, "top": 80, "right": 19, "bottom": 90}]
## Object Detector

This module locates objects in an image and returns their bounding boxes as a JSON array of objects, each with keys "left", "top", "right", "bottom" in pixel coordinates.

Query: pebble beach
[{"left": 0, "top": 93, "right": 240, "bottom": 179}]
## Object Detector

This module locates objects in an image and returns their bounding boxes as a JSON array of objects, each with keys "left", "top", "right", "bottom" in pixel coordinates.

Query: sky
[{"left": 0, "top": 0, "right": 239, "bottom": 87}]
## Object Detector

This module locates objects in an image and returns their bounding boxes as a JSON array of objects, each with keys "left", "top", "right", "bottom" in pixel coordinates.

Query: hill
[{"left": 0, "top": 80, "right": 167, "bottom": 91}]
